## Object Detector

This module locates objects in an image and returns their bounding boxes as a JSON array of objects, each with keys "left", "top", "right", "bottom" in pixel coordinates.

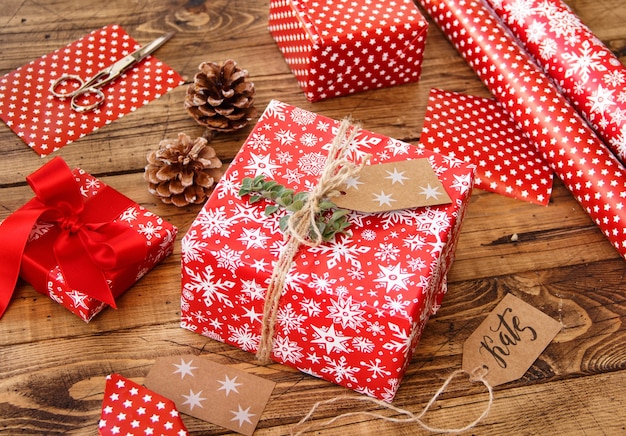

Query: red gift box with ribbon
[
  {"left": 268, "top": 0, "right": 428, "bottom": 101},
  {"left": 0, "top": 157, "right": 177, "bottom": 322},
  {"left": 180, "top": 100, "right": 475, "bottom": 401}
]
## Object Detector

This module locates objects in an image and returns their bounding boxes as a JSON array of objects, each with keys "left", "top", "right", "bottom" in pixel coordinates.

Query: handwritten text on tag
[{"left": 462, "top": 293, "right": 561, "bottom": 386}]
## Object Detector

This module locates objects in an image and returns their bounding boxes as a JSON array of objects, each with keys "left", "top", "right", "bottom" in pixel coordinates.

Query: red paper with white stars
[
  {"left": 419, "top": 0, "right": 626, "bottom": 259},
  {"left": 0, "top": 24, "right": 183, "bottom": 156},
  {"left": 421, "top": 88, "right": 553, "bottom": 205},
  {"left": 486, "top": 0, "right": 626, "bottom": 165},
  {"left": 268, "top": 0, "right": 428, "bottom": 101},
  {"left": 99, "top": 374, "right": 188, "bottom": 436},
  {"left": 180, "top": 100, "right": 476, "bottom": 401}
]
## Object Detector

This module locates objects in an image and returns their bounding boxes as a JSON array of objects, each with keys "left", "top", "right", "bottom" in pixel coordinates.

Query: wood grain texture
[{"left": 1, "top": 0, "right": 626, "bottom": 435}]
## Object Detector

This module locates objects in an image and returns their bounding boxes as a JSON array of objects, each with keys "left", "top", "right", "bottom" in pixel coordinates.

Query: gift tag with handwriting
[
  {"left": 332, "top": 159, "right": 452, "bottom": 212},
  {"left": 462, "top": 293, "right": 561, "bottom": 386},
  {"left": 144, "top": 355, "right": 275, "bottom": 436}
]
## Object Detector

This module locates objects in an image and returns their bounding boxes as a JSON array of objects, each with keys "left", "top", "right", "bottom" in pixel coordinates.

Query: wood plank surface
[{"left": 1, "top": 0, "right": 626, "bottom": 435}]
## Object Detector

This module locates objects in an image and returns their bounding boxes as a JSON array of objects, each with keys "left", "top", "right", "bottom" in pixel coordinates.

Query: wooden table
[{"left": 2, "top": 1, "right": 626, "bottom": 434}]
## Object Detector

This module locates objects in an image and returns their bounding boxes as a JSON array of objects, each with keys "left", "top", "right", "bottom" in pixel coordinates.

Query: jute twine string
[
  {"left": 255, "top": 118, "right": 367, "bottom": 363},
  {"left": 291, "top": 366, "right": 493, "bottom": 435}
]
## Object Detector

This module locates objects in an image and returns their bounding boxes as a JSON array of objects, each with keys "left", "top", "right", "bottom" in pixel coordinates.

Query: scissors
[{"left": 49, "top": 32, "right": 175, "bottom": 113}]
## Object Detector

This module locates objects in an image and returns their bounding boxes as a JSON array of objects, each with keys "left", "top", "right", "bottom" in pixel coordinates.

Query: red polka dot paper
[
  {"left": 0, "top": 24, "right": 183, "bottom": 156},
  {"left": 421, "top": 88, "right": 553, "bottom": 205},
  {"left": 99, "top": 374, "right": 188, "bottom": 436}
]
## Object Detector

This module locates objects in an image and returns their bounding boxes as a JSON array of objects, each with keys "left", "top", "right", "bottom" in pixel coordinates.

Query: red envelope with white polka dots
[
  {"left": 421, "top": 88, "right": 553, "bottom": 206},
  {"left": 99, "top": 374, "right": 188, "bottom": 436},
  {"left": 0, "top": 24, "right": 183, "bottom": 156}
]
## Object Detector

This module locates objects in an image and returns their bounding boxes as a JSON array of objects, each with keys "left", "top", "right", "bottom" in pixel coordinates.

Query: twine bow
[
  {"left": 0, "top": 157, "right": 148, "bottom": 318},
  {"left": 255, "top": 118, "right": 368, "bottom": 363}
]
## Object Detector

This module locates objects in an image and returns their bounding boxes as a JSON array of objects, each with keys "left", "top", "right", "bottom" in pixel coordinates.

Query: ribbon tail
[
  {"left": 54, "top": 233, "right": 118, "bottom": 309},
  {"left": 0, "top": 207, "right": 46, "bottom": 318}
]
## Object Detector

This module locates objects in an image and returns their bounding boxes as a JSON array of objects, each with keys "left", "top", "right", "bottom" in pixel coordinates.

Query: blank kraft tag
[
  {"left": 462, "top": 293, "right": 561, "bottom": 386},
  {"left": 332, "top": 159, "right": 452, "bottom": 212}
]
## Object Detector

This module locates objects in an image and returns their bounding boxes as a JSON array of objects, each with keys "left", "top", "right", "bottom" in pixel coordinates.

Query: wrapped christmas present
[
  {"left": 268, "top": 0, "right": 428, "bottom": 101},
  {"left": 0, "top": 157, "right": 177, "bottom": 322},
  {"left": 180, "top": 100, "right": 475, "bottom": 401}
]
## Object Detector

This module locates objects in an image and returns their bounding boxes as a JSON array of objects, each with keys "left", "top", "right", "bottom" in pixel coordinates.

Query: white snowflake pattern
[
  {"left": 326, "top": 296, "right": 366, "bottom": 329},
  {"left": 212, "top": 247, "right": 244, "bottom": 270},
  {"left": 382, "top": 294, "right": 411, "bottom": 317},
  {"left": 241, "top": 278, "right": 266, "bottom": 301},
  {"left": 137, "top": 221, "right": 162, "bottom": 240},
  {"left": 503, "top": 0, "right": 534, "bottom": 25},
  {"left": 361, "top": 358, "right": 392, "bottom": 379},
  {"left": 309, "top": 234, "right": 371, "bottom": 269},
  {"left": 300, "top": 297, "right": 323, "bottom": 317},
  {"left": 228, "top": 324, "right": 259, "bottom": 352},
  {"left": 272, "top": 335, "right": 304, "bottom": 364},
  {"left": 351, "top": 337, "right": 375, "bottom": 353},
  {"left": 562, "top": 40, "right": 607, "bottom": 84},
  {"left": 276, "top": 150, "right": 293, "bottom": 164},
  {"left": 290, "top": 107, "right": 317, "bottom": 125},
  {"left": 276, "top": 303, "right": 307, "bottom": 335},
  {"left": 320, "top": 355, "right": 360, "bottom": 383},
  {"left": 196, "top": 206, "right": 235, "bottom": 238},
  {"left": 28, "top": 221, "right": 55, "bottom": 242},
  {"left": 539, "top": 38, "right": 558, "bottom": 60},
  {"left": 118, "top": 207, "right": 139, "bottom": 222},
  {"left": 384, "top": 137, "right": 411, "bottom": 156},
  {"left": 310, "top": 272, "right": 336, "bottom": 294},
  {"left": 249, "top": 131, "right": 272, "bottom": 150},
  {"left": 216, "top": 170, "right": 241, "bottom": 199},
  {"left": 300, "top": 132, "right": 319, "bottom": 147},
  {"left": 182, "top": 230, "right": 208, "bottom": 264},
  {"left": 298, "top": 151, "right": 327, "bottom": 175},
  {"left": 183, "top": 265, "right": 235, "bottom": 308},
  {"left": 275, "top": 129, "right": 296, "bottom": 146},
  {"left": 263, "top": 100, "right": 287, "bottom": 121},
  {"left": 374, "top": 242, "right": 400, "bottom": 261}
]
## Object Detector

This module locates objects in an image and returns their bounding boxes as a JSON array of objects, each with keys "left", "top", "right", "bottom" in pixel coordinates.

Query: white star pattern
[
  {"left": 372, "top": 190, "right": 396, "bottom": 207},
  {"left": 181, "top": 389, "right": 206, "bottom": 411},
  {"left": 0, "top": 25, "right": 183, "bottom": 156},
  {"left": 172, "top": 358, "right": 197, "bottom": 379},
  {"left": 486, "top": 0, "right": 626, "bottom": 164},
  {"left": 268, "top": 0, "right": 428, "bottom": 101},
  {"left": 419, "top": 184, "right": 443, "bottom": 200},
  {"left": 420, "top": 0, "right": 626, "bottom": 258},
  {"left": 180, "top": 101, "right": 475, "bottom": 401},
  {"left": 217, "top": 374, "right": 242, "bottom": 396},
  {"left": 230, "top": 405, "right": 255, "bottom": 427},
  {"left": 385, "top": 168, "right": 409, "bottom": 185}
]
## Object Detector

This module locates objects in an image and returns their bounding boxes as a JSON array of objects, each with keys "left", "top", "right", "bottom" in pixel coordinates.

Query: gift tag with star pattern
[
  {"left": 332, "top": 159, "right": 452, "bottom": 212},
  {"left": 144, "top": 355, "right": 275, "bottom": 436}
]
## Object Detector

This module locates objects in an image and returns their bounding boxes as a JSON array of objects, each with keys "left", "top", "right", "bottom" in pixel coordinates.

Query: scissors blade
[{"left": 130, "top": 32, "right": 176, "bottom": 62}]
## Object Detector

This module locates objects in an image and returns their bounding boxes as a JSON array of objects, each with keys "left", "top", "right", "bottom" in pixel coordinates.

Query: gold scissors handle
[{"left": 49, "top": 31, "right": 175, "bottom": 113}]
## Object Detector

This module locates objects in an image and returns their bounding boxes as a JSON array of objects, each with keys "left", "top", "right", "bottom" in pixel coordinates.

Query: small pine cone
[
  {"left": 145, "top": 132, "right": 223, "bottom": 207},
  {"left": 185, "top": 59, "right": 257, "bottom": 133}
]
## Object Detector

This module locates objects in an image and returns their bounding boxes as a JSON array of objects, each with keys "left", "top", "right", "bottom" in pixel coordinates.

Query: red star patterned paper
[
  {"left": 421, "top": 88, "right": 553, "bottom": 206},
  {"left": 144, "top": 355, "right": 276, "bottom": 436},
  {"left": 419, "top": 0, "right": 626, "bottom": 259},
  {"left": 486, "top": 0, "right": 626, "bottom": 165},
  {"left": 99, "top": 374, "right": 188, "bottom": 436},
  {"left": 268, "top": 0, "right": 428, "bottom": 101},
  {"left": 0, "top": 24, "right": 183, "bottom": 156}
]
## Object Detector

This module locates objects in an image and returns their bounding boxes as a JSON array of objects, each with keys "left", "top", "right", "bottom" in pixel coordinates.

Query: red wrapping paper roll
[
  {"left": 418, "top": 0, "right": 626, "bottom": 258},
  {"left": 486, "top": 0, "right": 626, "bottom": 164}
]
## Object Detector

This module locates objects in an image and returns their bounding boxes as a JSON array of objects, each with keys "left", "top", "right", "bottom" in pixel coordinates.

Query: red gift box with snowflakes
[
  {"left": 268, "top": 0, "right": 428, "bottom": 102},
  {"left": 0, "top": 158, "right": 177, "bottom": 322},
  {"left": 180, "top": 100, "right": 475, "bottom": 401}
]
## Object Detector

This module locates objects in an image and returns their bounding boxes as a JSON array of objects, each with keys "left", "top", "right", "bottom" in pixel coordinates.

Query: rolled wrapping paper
[
  {"left": 418, "top": 0, "right": 626, "bottom": 258},
  {"left": 485, "top": 0, "right": 626, "bottom": 164}
]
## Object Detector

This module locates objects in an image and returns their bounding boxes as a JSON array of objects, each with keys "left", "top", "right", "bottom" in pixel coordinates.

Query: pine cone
[
  {"left": 185, "top": 60, "right": 257, "bottom": 133},
  {"left": 145, "top": 132, "right": 223, "bottom": 207}
]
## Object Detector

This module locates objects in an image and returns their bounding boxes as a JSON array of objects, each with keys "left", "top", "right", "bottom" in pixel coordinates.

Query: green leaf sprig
[{"left": 238, "top": 175, "right": 351, "bottom": 242}]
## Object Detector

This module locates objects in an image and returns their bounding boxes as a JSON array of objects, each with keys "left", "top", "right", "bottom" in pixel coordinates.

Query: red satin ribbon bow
[{"left": 0, "top": 157, "right": 148, "bottom": 318}]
